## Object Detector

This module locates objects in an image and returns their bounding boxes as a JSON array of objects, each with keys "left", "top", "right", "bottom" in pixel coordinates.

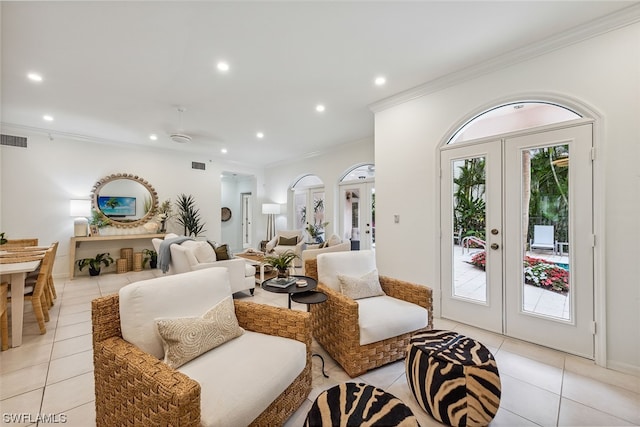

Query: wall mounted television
[{"left": 98, "top": 196, "right": 136, "bottom": 217}]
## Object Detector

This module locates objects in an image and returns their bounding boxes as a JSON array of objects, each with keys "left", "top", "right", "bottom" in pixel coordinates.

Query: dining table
[{"left": 0, "top": 258, "right": 42, "bottom": 347}]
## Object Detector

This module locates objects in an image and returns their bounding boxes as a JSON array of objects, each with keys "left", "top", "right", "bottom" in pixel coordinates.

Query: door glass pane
[
  {"left": 311, "top": 190, "right": 326, "bottom": 242},
  {"left": 294, "top": 192, "right": 307, "bottom": 230},
  {"left": 343, "top": 188, "right": 360, "bottom": 250},
  {"left": 452, "top": 157, "right": 487, "bottom": 302},
  {"left": 522, "top": 144, "right": 571, "bottom": 320},
  {"left": 370, "top": 187, "right": 375, "bottom": 247}
]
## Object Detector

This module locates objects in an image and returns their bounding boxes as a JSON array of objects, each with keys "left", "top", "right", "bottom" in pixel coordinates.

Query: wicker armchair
[
  {"left": 308, "top": 251, "right": 433, "bottom": 377},
  {"left": 92, "top": 295, "right": 312, "bottom": 426}
]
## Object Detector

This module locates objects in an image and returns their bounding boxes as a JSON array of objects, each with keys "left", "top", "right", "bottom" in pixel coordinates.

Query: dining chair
[
  {"left": 0, "top": 282, "right": 9, "bottom": 350},
  {"left": 8, "top": 248, "right": 53, "bottom": 334}
]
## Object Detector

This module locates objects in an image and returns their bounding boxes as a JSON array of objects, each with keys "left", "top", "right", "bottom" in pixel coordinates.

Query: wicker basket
[
  {"left": 133, "top": 252, "right": 143, "bottom": 272},
  {"left": 120, "top": 248, "right": 133, "bottom": 271},
  {"left": 116, "top": 258, "right": 128, "bottom": 274}
]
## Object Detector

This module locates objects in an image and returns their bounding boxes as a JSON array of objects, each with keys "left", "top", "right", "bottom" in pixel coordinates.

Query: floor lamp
[{"left": 262, "top": 203, "right": 280, "bottom": 242}]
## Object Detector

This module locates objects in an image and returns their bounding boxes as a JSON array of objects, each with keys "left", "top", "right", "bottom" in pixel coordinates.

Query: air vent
[
  {"left": 191, "top": 161, "right": 206, "bottom": 171},
  {"left": 1, "top": 134, "right": 27, "bottom": 148}
]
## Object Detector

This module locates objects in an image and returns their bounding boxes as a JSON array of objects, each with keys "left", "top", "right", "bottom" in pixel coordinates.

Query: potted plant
[
  {"left": 0, "top": 232, "right": 7, "bottom": 245},
  {"left": 142, "top": 249, "right": 158, "bottom": 269},
  {"left": 89, "top": 209, "right": 111, "bottom": 235},
  {"left": 76, "top": 252, "right": 114, "bottom": 276},
  {"left": 264, "top": 250, "right": 299, "bottom": 278},
  {"left": 175, "top": 194, "right": 206, "bottom": 237}
]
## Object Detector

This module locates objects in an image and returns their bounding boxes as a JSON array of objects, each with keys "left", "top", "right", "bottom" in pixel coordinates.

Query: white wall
[
  {"left": 221, "top": 174, "right": 256, "bottom": 252},
  {"left": 374, "top": 24, "right": 640, "bottom": 373},
  {"left": 0, "top": 132, "right": 263, "bottom": 277},
  {"left": 264, "top": 137, "right": 374, "bottom": 237}
]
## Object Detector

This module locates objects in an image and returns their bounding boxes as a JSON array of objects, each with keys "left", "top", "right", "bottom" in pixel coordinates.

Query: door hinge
[
  {"left": 590, "top": 321, "right": 597, "bottom": 334},
  {"left": 591, "top": 234, "right": 596, "bottom": 247},
  {"left": 591, "top": 147, "right": 596, "bottom": 161}
]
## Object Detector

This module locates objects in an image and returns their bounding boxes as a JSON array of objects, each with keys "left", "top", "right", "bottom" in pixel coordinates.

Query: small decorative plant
[
  {"left": 76, "top": 252, "right": 114, "bottom": 276},
  {"left": 0, "top": 232, "right": 7, "bottom": 245},
  {"left": 264, "top": 250, "right": 299, "bottom": 278},
  {"left": 142, "top": 249, "right": 158, "bottom": 269},
  {"left": 157, "top": 199, "right": 173, "bottom": 233},
  {"left": 305, "top": 221, "right": 329, "bottom": 243}
]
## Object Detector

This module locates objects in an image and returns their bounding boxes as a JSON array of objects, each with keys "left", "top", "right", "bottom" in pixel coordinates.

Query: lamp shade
[
  {"left": 69, "top": 199, "right": 91, "bottom": 217},
  {"left": 262, "top": 203, "right": 281, "bottom": 215}
]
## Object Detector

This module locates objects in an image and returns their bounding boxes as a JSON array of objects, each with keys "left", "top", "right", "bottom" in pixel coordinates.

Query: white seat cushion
[
  {"left": 119, "top": 268, "right": 232, "bottom": 359},
  {"left": 179, "top": 331, "right": 306, "bottom": 427},
  {"left": 357, "top": 295, "right": 428, "bottom": 345}
]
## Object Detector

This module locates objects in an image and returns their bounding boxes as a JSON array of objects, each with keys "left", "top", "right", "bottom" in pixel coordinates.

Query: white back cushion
[
  {"left": 317, "top": 250, "right": 377, "bottom": 292},
  {"left": 120, "top": 268, "right": 232, "bottom": 359}
]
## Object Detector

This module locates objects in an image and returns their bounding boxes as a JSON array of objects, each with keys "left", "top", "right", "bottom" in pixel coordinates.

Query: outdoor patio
[{"left": 454, "top": 247, "right": 571, "bottom": 320}]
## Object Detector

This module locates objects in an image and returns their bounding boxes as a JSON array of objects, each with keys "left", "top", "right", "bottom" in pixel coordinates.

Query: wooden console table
[{"left": 69, "top": 234, "right": 165, "bottom": 279}]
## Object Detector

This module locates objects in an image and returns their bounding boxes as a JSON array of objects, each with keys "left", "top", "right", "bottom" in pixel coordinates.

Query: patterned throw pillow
[
  {"left": 338, "top": 269, "right": 385, "bottom": 300},
  {"left": 156, "top": 296, "right": 244, "bottom": 368},
  {"left": 278, "top": 235, "right": 298, "bottom": 246},
  {"left": 214, "top": 243, "right": 230, "bottom": 260}
]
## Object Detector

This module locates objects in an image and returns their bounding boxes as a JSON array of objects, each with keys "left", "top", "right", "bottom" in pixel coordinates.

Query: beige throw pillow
[
  {"left": 338, "top": 269, "right": 385, "bottom": 300},
  {"left": 156, "top": 296, "right": 243, "bottom": 368}
]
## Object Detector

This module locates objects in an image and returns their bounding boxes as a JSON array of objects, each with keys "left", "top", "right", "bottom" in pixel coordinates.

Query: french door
[
  {"left": 441, "top": 123, "right": 594, "bottom": 357},
  {"left": 339, "top": 180, "right": 375, "bottom": 250}
]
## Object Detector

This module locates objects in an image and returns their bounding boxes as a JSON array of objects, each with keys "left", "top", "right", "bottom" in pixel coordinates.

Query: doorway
[{"left": 440, "top": 123, "right": 594, "bottom": 358}]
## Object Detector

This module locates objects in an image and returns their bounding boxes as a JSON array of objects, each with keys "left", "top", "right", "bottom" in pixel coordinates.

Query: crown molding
[{"left": 369, "top": 3, "right": 640, "bottom": 113}]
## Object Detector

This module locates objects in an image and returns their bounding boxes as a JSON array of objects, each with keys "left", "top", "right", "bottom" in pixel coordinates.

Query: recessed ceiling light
[
  {"left": 27, "top": 72, "right": 43, "bottom": 82},
  {"left": 149, "top": 134, "right": 158, "bottom": 141},
  {"left": 374, "top": 76, "right": 386, "bottom": 86},
  {"left": 221, "top": 148, "right": 228, "bottom": 154},
  {"left": 217, "top": 61, "right": 230, "bottom": 72},
  {"left": 256, "top": 132, "right": 264, "bottom": 139},
  {"left": 316, "top": 104, "right": 326, "bottom": 113},
  {"left": 43, "top": 115, "right": 53, "bottom": 121}
]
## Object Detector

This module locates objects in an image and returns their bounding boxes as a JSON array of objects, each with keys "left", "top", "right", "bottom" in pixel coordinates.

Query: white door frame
[
  {"left": 241, "top": 192, "right": 252, "bottom": 249},
  {"left": 437, "top": 117, "right": 603, "bottom": 363},
  {"left": 338, "top": 179, "right": 375, "bottom": 250}
]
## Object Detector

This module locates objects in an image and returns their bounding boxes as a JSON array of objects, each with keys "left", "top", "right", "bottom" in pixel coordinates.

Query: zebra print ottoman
[
  {"left": 305, "top": 382, "right": 419, "bottom": 426},
  {"left": 405, "top": 330, "right": 501, "bottom": 427}
]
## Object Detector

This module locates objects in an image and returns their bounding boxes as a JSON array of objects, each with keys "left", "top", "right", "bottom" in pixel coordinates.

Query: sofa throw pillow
[
  {"left": 278, "top": 235, "right": 298, "bottom": 246},
  {"left": 193, "top": 241, "right": 217, "bottom": 263},
  {"left": 338, "top": 269, "right": 385, "bottom": 300},
  {"left": 156, "top": 296, "right": 244, "bottom": 369},
  {"left": 327, "top": 234, "right": 342, "bottom": 247},
  {"left": 214, "top": 244, "right": 230, "bottom": 260}
]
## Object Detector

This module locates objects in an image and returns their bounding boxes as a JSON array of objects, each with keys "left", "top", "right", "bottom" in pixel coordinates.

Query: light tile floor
[{"left": 1, "top": 270, "right": 638, "bottom": 426}]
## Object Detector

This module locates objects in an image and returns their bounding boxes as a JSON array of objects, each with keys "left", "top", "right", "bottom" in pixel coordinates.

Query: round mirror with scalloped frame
[{"left": 91, "top": 173, "right": 158, "bottom": 228}]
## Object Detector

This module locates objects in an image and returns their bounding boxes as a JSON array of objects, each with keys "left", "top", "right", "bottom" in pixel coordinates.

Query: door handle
[{"left": 490, "top": 243, "right": 499, "bottom": 250}]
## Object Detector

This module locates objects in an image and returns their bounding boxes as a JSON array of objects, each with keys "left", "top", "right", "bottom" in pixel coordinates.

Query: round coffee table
[{"left": 262, "top": 275, "right": 317, "bottom": 309}]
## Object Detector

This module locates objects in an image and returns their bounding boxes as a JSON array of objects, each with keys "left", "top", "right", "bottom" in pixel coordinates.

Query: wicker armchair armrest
[
  {"left": 234, "top": 300, "right": 311, "bottom": 347},
  {"left": 314, "top": 283, "right": 360, "bottom": 344},
  {"left": 92, "top": 295, "right": 201, "bottom": 426},
  {"left": 379, "top": 275, "right": 433, "bottom": 327}
]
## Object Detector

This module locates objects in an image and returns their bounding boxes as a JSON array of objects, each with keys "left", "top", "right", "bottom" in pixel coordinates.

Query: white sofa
[
  {"left": 301, "top": 234, "right": 351, "bottom": 275},
  {"left": 265, "top": 230, "right": 305, "bottom": 267},
  {"left": 92, "top": 268, "right": 312, "bottom": 426},
  {"left": 152, "top": 234, "right": 255, "bottom": 295}
]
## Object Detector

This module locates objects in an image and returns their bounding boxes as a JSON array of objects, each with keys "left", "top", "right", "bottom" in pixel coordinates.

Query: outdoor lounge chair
[{"left": 530, "top": 225, "right": 557, "bottom": 253}]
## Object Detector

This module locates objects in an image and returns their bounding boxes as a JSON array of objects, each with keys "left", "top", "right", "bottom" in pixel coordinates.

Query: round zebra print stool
[
  {"left": 304, "top": 382, "right": 419, "bottom": 426},
  {"left": 405, "top": 330, "right": 501, "bottom": 427}
]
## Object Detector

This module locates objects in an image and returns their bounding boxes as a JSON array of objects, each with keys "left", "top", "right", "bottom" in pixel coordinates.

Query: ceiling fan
[{"left": 169, "top": 106, "right": 192, "bottom": 144}]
